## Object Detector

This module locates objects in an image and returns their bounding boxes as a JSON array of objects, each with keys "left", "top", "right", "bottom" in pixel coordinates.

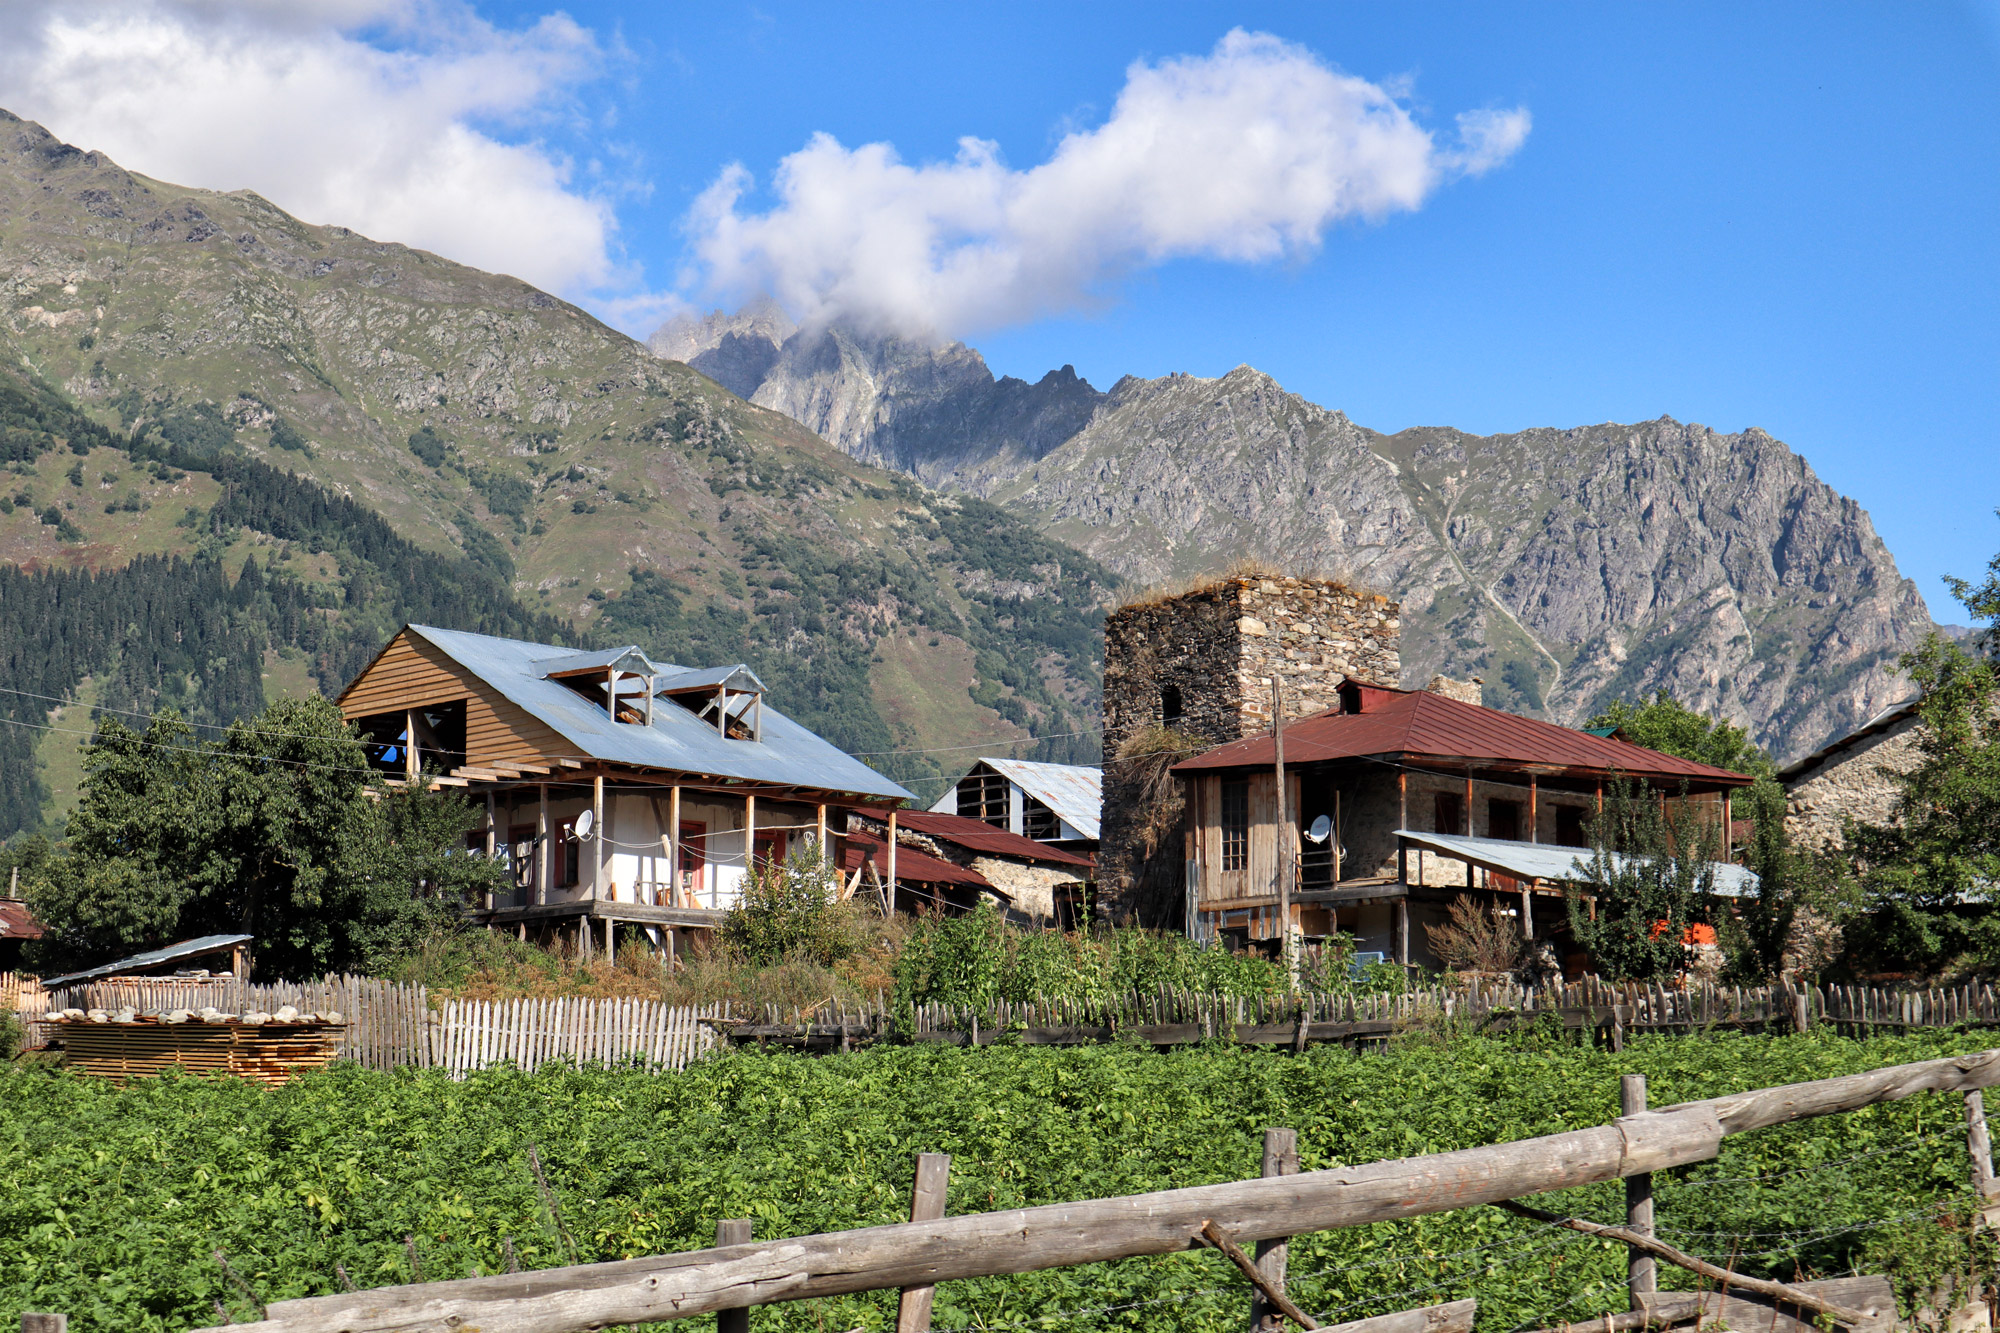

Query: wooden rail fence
[{"left": 180, "top": 1045, "right": 2000, "bottom": 1333}]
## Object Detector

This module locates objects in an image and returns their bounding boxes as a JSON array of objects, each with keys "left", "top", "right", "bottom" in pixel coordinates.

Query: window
[
  {"left": 1022, "top": 793, "right": 1060, "bottom": 841},
  {"left": 1221, "top": 779, "right": 1250, "bottom": 872},
  {"left": 1161, "top": 684, "right": 1183, "bottom": 723},
  {"left": 1433, "top": 792, "right": 1465, "bottom": 835},
  {"left": 1555, "top": 805, "right": 1588, "bottom": 847},
  {"left": 956, "top": 770, "right": 1010, "bottom": 828},
  {"left": 753, "top": 830, "right": 787, "bottom": 870},
  {"left": 1487, "top": 799, "right": 1522, "bottom": 843}
]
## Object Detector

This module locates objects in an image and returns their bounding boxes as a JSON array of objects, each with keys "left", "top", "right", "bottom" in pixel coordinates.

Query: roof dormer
[
  {"left": 540, "top": 645, "right": 665, "bottom": 725},
  {"left": 657, "top": 664, "right": 767, "bottom": 741}
]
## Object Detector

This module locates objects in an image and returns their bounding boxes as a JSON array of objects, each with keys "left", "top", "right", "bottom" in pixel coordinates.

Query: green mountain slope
[{"left": 0, "top": 110, "right": 1115, "bottom": 833}]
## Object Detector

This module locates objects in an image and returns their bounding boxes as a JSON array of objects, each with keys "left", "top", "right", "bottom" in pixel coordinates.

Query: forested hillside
[
  {"left": 0, "top": 110, "right": 1119, "bottom": 836},
  {"left": 0, "top": 357, "right": 573, "bottom": 837}
]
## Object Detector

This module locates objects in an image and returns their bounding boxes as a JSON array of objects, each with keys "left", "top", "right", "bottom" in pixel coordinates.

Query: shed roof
[
  {"left": 978, "top": 758, "right": 1103, "bottom": 839},
  {"left": 1776, "top": 697, "right": 1922, "bottom": 784},
  {"left": 0, "top": 898, "right": 42, "bottom": 941},
  {"left": 379, "top": 626, "right": 911, "bottom": 803},
  {"left": 1173, "top": 686, "right": 1753, "bottom": 787},
  {"left": 893, "top": 811, "right": 1095, "bottom": 867},
  {"left": 41, "top": 933, "right": 252, "bottom": 989},
  {"left": 1395, "top": 829, "right": 1761, "bottom": 897},
  {"left": 840, "top": 831, "right": 991, "bottom": 888}
]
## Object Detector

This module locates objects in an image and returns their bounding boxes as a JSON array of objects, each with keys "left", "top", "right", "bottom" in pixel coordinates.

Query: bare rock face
[{"left": 656, "top": 310, "right": 1939, "bottom": 764}]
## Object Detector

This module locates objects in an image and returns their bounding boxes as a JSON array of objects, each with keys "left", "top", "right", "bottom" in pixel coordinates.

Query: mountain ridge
[
  {"left": 654, "top": 307, "right": 1936, "bottom": 763},
  {"left": 0, "top": 110, "right": 1117, "bottom": 832}
]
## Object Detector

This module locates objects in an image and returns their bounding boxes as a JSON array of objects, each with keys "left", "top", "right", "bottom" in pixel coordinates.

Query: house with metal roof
[
  {"left": 336, "top": 625, "right": 914, "bottom": 959},
  {"left": 852, "top": 810, "right": 1095, "bottom": 925},
  {"left": 929, "top": 757, "right": 1101, "bottom": 855},
  {"left": 1169, "top": 677, "right": 1756, "bottom": 971}
]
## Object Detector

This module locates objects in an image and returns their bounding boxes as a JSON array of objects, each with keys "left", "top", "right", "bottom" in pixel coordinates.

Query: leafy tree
[
  {"left": 1563, "top": 781, "right": 1720, "bottom": 981},
  {"left": 1718, "top": 777, "right": 1860, "bottom": 981},
  {"left": 1586, "top": 691, "right": 1772, "bottom": 776},
  {"left": 23, "top": 698, "right": 506, "bottom": 977},
  {"left": 1841, "top": 632, "right": 2000, "bottom": 977}
]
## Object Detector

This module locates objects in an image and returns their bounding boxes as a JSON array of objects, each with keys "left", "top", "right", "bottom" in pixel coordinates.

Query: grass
[{"left": 28, "top": 674, "right": 101, "bottom": 834}]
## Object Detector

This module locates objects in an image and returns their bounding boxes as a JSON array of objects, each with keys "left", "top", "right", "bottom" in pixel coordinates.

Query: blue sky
[{"left": 3, "top": 2, "right": 1995, "bottom": 616}]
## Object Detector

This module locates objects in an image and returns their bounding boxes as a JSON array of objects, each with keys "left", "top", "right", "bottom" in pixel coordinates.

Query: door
[{"left": 679, "top": 822, "right": 708, "bottom": 906}]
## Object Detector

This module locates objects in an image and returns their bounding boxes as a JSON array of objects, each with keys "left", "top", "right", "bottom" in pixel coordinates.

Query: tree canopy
[
  {"left": 1585, "top": 691, "right": 1771, "bottom": 776},
  {"left": 23, "top": 697, "right": 504, "bottom": 978}
]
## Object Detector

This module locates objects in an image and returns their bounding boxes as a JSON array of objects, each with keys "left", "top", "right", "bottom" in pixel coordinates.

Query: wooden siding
[
  {"left": 338, "top": 630, "right": 566, "bottom": 768},
  {"left": 1196, "top": 770, "right": 1296, "bottom": 908}
]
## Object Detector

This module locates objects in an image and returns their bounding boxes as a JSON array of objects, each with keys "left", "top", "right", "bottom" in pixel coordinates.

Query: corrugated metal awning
[
  {"left": 1396, "top": 830, "right": 1760, "bottom": 898},
  {"left": 41, "top": 933, "right": 252, "bottom": 988}
]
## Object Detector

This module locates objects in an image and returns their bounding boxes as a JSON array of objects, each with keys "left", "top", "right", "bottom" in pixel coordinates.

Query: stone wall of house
[
  {"left": 966, "top": 857, "right": 1078, "bottom": 920},
  {"left": 1425, "top": 675, "right": 1484, "bottom": 705},
  {"left": 1098, "top": 575, "right": 1403, "bottom": 925},
  {"left": 1783, "top": 712, "right": 1923, "bottom": 850}
]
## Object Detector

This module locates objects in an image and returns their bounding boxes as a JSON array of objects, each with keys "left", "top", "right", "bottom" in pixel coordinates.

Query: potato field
[{"left": 1, "top": 1028, "right": 1992, "bottom": 1332}]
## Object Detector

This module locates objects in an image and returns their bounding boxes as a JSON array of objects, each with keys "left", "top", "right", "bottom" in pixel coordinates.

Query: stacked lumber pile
[{"left": 51, "top": 1003, "right": 346, "bottom": 1087}]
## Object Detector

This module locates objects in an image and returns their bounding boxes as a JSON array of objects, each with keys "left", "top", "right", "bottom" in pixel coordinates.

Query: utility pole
[{"left": 1273, "top": 677, "right": 1293, "bottom": 970}]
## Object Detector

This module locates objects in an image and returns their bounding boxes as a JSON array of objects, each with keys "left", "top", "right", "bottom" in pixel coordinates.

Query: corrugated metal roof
[
  {"left": 980, "top": 758, "right": 1103, "bottom": 839},
  {"left": 894, "top": 811, "right": 1095, "bottom": 867},
  {"left": 1396, "top": 830, "right": 1761, "bottom": 897},
  {"left": 537, "top": 645, "right": 660, "bottom": 677},
  {"left": 0, "top": 898, "right": 43, "bottom": 940},
  {"left": 841, "top": 831, "right": 991, "bottom": 887},
  {"left": 41, "top": 933, "right": 252, "bottom": 988},
  {"left": 1173, "top": 688, "right": 1753, "bottom": 787},
  {"left": 406, "top": 626, "right": 912, "bottom": 803}
]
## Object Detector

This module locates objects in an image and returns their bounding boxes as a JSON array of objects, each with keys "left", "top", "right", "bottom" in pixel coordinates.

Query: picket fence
[{"left": 12, "top": 973, "right": 2000, "bottom": 1076}]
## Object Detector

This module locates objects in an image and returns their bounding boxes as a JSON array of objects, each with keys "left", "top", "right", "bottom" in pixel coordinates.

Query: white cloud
[
  {"left": 0, "top": 0, "right": 623, "bottom": 297},
  {"left": 687, "top": 29, "right": 1530, "bottom": 340}
]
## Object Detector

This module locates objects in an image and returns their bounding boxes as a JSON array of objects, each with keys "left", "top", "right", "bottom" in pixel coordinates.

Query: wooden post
[
  {"left": 1465, "top": 768, "right": 1475, "bottom": 835},
  {"left": 1529, "top": 775, "right": 1539, "bottom": 844},
  {"left": 744, "top": 793, "right": 758, "bottom": 899},
  {"left": 536, "top": 784, "right": 550, "bottom": 907},
  {"left": 896, "top": 1153, "right": 952, "bottom": 1333},
  {"left": 815, "top": 803, "right": 828, "bottom": 861},
  {"left": 404, "top": 708, "right": 419, "bottom": 783},
  {"left": 1273, "top": 679, "right": 1293, "bottom": 964},
  {"left": 1398, "top": 769, "right": 1407, "bottom": 830},
  {"left": 715, "top": 1220, "right": 751, "bottom": 1333},
  {"left": 21, "top": 1315, "right": 68, "bottom": 1333},
  {"left": 1794, "top": 988, "right": 1811, "bottom": 1035},
  {"left": 483, "top": 792, "right": 497, "bottom": 912},
  {"left": 1968, "top": 1089, "right": 1998, "bottom": 1217},
  {"left": 887, "top": 807, "right": 899, "bottom": 915},
  {"left": 592, "top": 775, "right": 606, "bottom": 903},
  {"left": 1394, "top": 897, "right": 1409, "bottom": 967},
  {"left": 1249, "top": 1129, "right": 1300, "bottom": 1333},
  {"left": 1521, "top": 884, "right": 1534, "bottom": 940},
  {"left": 1333, "top": 790, "right": 1342, "bottom": 884},
  {"left": 604, "top": 916, "right": 614, "bottom": 966},
  {"left": 1622, "top": 1074, "right": 1655, "bottom": 1309},
  {"left": 667, "top": 785, "right": 682, "bottom": 907}
]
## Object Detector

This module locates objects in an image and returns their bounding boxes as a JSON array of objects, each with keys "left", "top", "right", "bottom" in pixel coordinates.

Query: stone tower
[{"left": 1096, "top": 575, "right": 1402, "bottom": 925}]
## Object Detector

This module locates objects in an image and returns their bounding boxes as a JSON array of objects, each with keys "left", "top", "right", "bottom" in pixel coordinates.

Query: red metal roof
[
  {"left": 840, "top": 832, "right": 992, "bottom": 888},
  {"left": 892, "top": 811, "right": 1095, "bottom": 867},
  {"left": 1172, "top": 687, "right": 1754, "bottom": 786},
  {"left": 0, "top": 898, "right": 43, "bottom": 940}
]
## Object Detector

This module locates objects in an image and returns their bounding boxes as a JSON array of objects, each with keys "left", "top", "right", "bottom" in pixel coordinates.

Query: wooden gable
[{"left": 337, "top": 629, "right": 564, "bottom": 768}]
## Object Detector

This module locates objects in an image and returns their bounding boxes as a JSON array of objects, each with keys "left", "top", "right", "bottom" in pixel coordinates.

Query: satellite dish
[
  {"left": 1306, "top": 814, "right": 1332, "bottom": 844},
  {"left": 575, "top": 809, "right": 596, "bottom": 841}
]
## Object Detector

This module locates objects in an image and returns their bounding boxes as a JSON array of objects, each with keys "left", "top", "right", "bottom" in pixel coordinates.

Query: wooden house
[
  {"left": 1170, "top": 677, "right": 1756, "bottom": 969},
  {"left": 336, "top": 625, "right": 914, "bottom": 957}
]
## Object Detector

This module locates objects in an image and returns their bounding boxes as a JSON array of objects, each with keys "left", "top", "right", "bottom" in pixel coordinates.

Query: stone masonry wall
[
  {"left": 1783, "top": 711, "right": 1923, "bottom": 850},
  {"left": 1098, "top": 575, "right": 1403, "bottom": 925}
]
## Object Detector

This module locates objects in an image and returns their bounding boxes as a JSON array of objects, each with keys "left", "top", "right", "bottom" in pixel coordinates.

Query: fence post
[
  {"left": 1622, "top": 1074, "right": 1656, "bottom": 1310},
  {"left": 22, "top": 1317, "right": 69, "bottom": 1333},
  {"left": 1967, "top": 1090, "right": 2000, "bottom": 1226},
  {"left": 1248, "top": 1128, "right": 1300, "bottom": 1332},
  {"left": 896, "top": 1153, "right": 952, "bottom": 1333},
  {"left": 1793, "top": 988, "right": 1811, "bottom": 1035},
  {"left": 716, "top": 1219, "right": 752, "bottom": 1333}
]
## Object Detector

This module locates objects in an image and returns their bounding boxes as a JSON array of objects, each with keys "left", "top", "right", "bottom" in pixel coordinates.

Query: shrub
[
  {"left": 723, "top": 843, "right": 857, "bottom": 967},
  {"left": 1424, "top": 894, "right": 1525, "bottom": 973}
]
